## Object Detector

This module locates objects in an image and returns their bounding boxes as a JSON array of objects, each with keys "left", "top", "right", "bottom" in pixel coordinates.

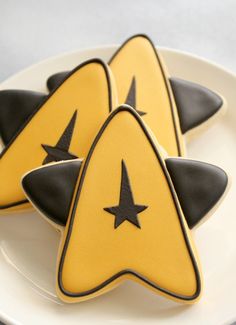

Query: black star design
[
  {"left": 104, "top": 160, "right": 148, "bottom": 229},
  {"left": 125, "top": 77, "right": 147, "bottom": 116},
  {"left": 42, "top": 110, "right": 78, "bottom": 164}
]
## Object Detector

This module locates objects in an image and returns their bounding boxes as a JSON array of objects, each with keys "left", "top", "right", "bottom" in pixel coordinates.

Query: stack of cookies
[{"left": 0, "top": 35, "right": 228, "bottom": 304}]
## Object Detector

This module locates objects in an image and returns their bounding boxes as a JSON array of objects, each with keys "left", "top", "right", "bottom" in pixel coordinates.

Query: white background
[
  {"left": 0, "top": 0, "right": 235, "bottom": 82},
  {"left": 0, "top": 1, "right": 236, "bottom": 324}
]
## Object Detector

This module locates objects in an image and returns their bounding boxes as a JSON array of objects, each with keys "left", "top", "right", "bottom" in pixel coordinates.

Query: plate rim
[
  {"left": 1, "top": 44, "right": 235, "bottom": 89},
  {"left": 0, "top": 45, "right": 235, "bottom": 325}
]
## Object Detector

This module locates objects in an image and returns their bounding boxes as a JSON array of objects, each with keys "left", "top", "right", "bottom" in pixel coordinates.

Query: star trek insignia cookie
[
  {"left": 22, "top": 106, "right": 228, "bottom": 303},
  {"left": 46, "top": 34, "right": 226, "bottom": 157},
  {"left": 0, "top": 59, "right": 117, "bottom": 213}
]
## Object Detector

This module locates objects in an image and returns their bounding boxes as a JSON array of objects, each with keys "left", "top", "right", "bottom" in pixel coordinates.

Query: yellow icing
[
  {"left": 110, "top": 35, "right": 185, "bottom": 157},
  {"left": 0, "top": 61, "right": 117, "bottom": 210},
  {"left": 58, "top": 108, "right": 201, "bottom": 303}
]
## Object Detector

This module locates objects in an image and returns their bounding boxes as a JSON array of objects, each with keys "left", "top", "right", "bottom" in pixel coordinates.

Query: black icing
[
  {"left": 170, "top": 78, "right": 223, "bottom": 134},
  {"left": 48, "top": 72, "right": 224, "bottom": 137},
  {"left": 42, "top": 110, "right": 78, "bottom": 164},
  {"left": 125, "top": 77, "right": 146, "bottom": 116},
  {"left": 58, "top": 105, "right": 201, "bottom": 301},
  {"left": 0, "top": 90, "right": 46, "bottom": 145},
  {"left": 47, "top": 71, "right": 69, "bottom": 92},
  {"left": 42, "top": 145, "right": 78, "bottom": 162},
  {"left": 0, "top": 58, "right": 113, "bottom": 211},
  {"left": 165, "top": 158, "right": 228, "bottom": 228},
  {"left": 22, "top": 160, "right": 82, "bottom": 226},
  {"left": 104, "top": 160, "right": 147, "bottom": 229},
  {"left": 46, "top": 39, "right": 223, "bottom": 142}
]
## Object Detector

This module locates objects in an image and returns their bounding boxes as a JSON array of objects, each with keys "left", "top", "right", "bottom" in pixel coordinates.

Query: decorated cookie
[
  {"left": 0, "top": 59, "right": 117, "bottom": 213},
  {"left": 22, "top": 106, "right": 228, "bottom": 303},
  {"left": 47, "top": 34, "right": 226, "bottom": 157}
]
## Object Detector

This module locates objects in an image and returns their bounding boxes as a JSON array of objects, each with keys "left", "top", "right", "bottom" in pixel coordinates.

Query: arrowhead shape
[
  {"left": 109, "top": 34, "right": 185, "bottom": 156},
  {"left": 46, "top": 35, "right": 225, "bottom": 158},
  {"left": 0, "top": 59, "right": 116, "bottom": 212},
  {"left": 25, "top": 106, "right": 227, "bottom": 304},
  {"left": 57, "top": 106, "right": 202, "bottom": 303}
]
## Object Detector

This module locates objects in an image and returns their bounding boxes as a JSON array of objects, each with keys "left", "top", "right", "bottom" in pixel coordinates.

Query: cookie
[
  {"left": 46, "top": 34, "right": 226, "bottom": 156},
  {"left": 0, "top": 59, "right": 117, "bottom": 213},
  {"left": 22, "top": 106, "right": 228, "bottom": 303}
]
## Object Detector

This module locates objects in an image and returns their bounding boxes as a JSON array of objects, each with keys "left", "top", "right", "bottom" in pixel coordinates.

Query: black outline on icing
[
  {"left": 0, "top": 58, "right": 114, "bottom": 210},
  {"left": 58, "top": 105, "right": 201, "bottom": 301},
  {"left": 109, "top": 34, "right": 182, "bottom": 156}
]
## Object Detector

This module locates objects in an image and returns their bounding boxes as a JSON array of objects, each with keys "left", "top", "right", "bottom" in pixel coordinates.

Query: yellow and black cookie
[
  {"left": 0, "top": 59, "right": 117, "bottom": 213},
  {"left": 47, "top": 34, "right": 226, "bottom": 157},
  {"left": 22, "top": 106, "right": 228, "bottom": 303}
]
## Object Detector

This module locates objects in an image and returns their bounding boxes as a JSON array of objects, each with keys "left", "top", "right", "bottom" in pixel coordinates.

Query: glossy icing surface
[
  {"left": 46, "top": 35, "right": 225, "bottom": 158},
  {"left": 166, "top": 158, "right": 228, "bottom": 228},
  {"left": 22, "top": 160, "right": 82, "bottom": 226},
  {"left": 0, "top": 89, "right": 46, "bottom": 145},
  {"left": 57, "top": 106, "right": 201, "bottom": 303},
  {"left": 21, "top": 106, "right": 229, "bottom": 303},
  {"left": 109, "top": 35, "right": 184, "bottom": 157},
  {"left": 0, "top": 59, "right": 116, "bottom": 210},
  {"left": 42, "top": 110, "right": 78, "bottom": 163},
  {"left": 170, "top": 78, "right": 223, "bottom": 133}
]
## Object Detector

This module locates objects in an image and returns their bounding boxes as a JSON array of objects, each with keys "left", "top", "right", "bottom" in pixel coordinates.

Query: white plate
[{"left": 0, "top": 46, "right": 235, "bottom": 325}]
